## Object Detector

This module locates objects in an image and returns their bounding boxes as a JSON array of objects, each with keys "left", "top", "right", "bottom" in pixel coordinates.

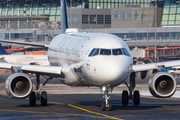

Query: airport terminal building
[{"left": 0, "top": 0, "right": 180, "bottom": 41}]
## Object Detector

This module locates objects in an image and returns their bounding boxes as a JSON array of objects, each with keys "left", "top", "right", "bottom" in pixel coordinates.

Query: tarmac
[{"left": 1, "top": 71, "right": 180, "bottom": 119}]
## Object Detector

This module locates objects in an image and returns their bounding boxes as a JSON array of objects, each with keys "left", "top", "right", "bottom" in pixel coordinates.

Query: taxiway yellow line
[
  {"left": 68, "top": 104, "right": 123, "bottom": 120},
  {"left": 47, "top": 101, "right": 123, "bottom": 120},
  {"left": 0, "top": 94, "right": 119, "bottom": 120},
  {"left": 0, "top": 94, "right": 107, "bottom": 119}
]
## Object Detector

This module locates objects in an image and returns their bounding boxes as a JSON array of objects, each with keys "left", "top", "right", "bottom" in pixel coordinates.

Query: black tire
[
  {"left": 122, "top": 90, "right": 129, "bottom": 105},
  {"left": 29, "top": 91, "right": 36, "bottom": 106},
  {"left": 108, "top": 101, "right": 112, "bottom": 111},
  {"left": 101, "top": 101, "right": 106, "bottom": 111},
  {"left": 133, "top": 90, "right": 140, "bottom": 105},
  {"left": 41, "top": 91, "right": 47, "bottom": 106}
]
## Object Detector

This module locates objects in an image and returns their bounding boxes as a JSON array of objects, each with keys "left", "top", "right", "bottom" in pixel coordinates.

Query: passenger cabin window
[
  {"left": 171, "top": 68, "right": 176, "bottom": 71},
  {"left": 112, "top": 49, "right": 123, "bottom": 55},
  {"left": 100, "top": 49, "right": 111, "bottom": 55}
]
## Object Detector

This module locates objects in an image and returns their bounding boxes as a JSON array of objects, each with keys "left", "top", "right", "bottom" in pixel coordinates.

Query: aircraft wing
[
  {"left": 0, "top": 62, "right": 62, "bottom": 77},
  {"left": 132, "top": 60, "right": 180, "bottom": 72},
  {"left": 0, "top": 56, "right": 5, "bottom": 60},
  {"left": 0, "top": 40, "right": 49, "bottom": 48}
]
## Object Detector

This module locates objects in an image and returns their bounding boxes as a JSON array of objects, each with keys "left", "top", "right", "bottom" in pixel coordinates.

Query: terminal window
[
  {"left": 105, "top": 15, "right": 111, "bottom": 24},
  {"left": 97, "top": 15, "right": 104, "bottom": 24},
  {"left": 82, "top": 15, "right": 89, "bottom": 24},
  {"left": 133, "top": 11, "right": 141, "bottom": 21},
  {"left": 90, "top": 15, "right": 96, "bottom": 24}
]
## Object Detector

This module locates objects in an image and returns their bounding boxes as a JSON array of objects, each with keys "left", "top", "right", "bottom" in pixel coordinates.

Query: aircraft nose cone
[
  {"left": 104, "top": 63, "right": 123, "bottom": 81},
  {"left": 102, "top": 58, "right": 129, "bottom": 82}
]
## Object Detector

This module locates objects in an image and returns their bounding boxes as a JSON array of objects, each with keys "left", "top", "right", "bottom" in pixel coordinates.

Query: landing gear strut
[
  {"left": 29, "top": 73, "right": 53, "bottom": 106},
  {"left": 123, "top": 72, "right": 140, "bottom": 105},
  {"left": 100, "top": 86, "right": 112, "bottom": 111}
]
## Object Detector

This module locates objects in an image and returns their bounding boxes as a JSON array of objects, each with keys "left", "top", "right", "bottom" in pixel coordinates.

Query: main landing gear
[
  {"left": 100, "top": 86, "right": 112, "bottom": 111},
  {"left": 123, "top": 72, "right": 140, "bottom": 105},
  {"left": 29, "top": 73, "right": 53, "bottom": 106}
]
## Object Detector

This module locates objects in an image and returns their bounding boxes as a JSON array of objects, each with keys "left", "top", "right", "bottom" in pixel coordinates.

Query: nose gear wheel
[{"left": 100, "top": 86, "right": 112, "bottom": 111}]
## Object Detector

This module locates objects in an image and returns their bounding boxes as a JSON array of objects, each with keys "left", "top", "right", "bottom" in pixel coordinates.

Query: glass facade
[
  {"left": 162, "top": 0, "right": 180, "bottom": 26},
  {"left": 112, "top": 10, "right": 147, "bottom": 22},
  {"left": 1, "top": 29, "right": 179, "bottom": 41},
  {"left": 113, "top": 32, "right": 180, "bottom": 40},
  {"left": 0, "top": 0, "right": 179, "bottom": 28},
  {"left": 88, "top": 0, "right": 152, "bottom": 9},
  {"left": 0, "top": 0, "right": 61, "bottom": 22},
  {"left": 0, "top": 0, "right": 152, "bottom": 22},
  {"left": 1, "top": 0, "right": 180, "bottom": 42},
  {"left": 0, "top": 32, "right": 54, "bottom": 42},
  {"left": 0, "top": 33, "right": 33, "bottom": 40}
]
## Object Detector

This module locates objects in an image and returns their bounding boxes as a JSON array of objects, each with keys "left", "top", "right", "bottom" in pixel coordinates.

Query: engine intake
[
  {"left": 5, "top": 73, "right": 32, "bottom": 99},
  {"left": 148, "top": 72, "right": 176, "bottom": 98}
]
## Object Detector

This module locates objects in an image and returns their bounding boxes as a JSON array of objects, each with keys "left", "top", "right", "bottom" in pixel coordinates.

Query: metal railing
[{"left": 0, "top": 21, "right": 61, "bottom": 29}]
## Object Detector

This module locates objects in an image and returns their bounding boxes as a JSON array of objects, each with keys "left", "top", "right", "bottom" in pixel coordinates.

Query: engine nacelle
[
  {"left": 148, "top": 72, "right": 176, "bottom": 98},
  {"left": 5, "top": 73, "right": 32, "bottom": 99}
]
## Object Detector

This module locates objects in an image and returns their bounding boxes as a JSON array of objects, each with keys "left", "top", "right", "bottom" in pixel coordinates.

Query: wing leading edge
[
  {"left": 0, "top": 62, "right": 62, "bottom": 77},
  {"left": 0, "top": 40, "right": 49, "bottom": 48},
  {"left": 132, "top": 60, "right": 180, "bottom": 72}
]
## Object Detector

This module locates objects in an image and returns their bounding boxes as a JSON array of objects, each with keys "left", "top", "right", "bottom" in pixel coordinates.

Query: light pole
[
  {"left": 147, "top": 0, "right": 149, "bottom": 48},
  {"left": 71, "top": 0, "right": 72, "bottom": 27},
  {"left": 154, "top": 0, "right": 157, "bottom": 62}
]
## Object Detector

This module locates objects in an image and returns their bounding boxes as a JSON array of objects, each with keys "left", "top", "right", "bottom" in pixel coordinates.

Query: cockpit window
[
  {"left": 88, "top": 48, "right": 96, "bottom": 56},
  {"left": 100, "top": 49, "right": 111, "bottom": 55},
  {"left": 88, "top": 48, "right": 130, "bottom": 57},
  {"left": 92, "top": 49, "right": 99, "bottom": 56},
  {"left": 112, "top": 49, "right": 123, "bottom": 55},
  {"left": 122, "top": 48, "right": 130, "bottom": 56},
  {"left": 88, "top": 48, "right": 99, "bottom": 57}
]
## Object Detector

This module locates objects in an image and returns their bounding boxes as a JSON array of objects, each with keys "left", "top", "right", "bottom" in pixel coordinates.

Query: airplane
[
  {"left": 0, "top": 0, "right": 180, "bottom": 111},
  {"left": 0, "top": 43, "right": 50, "bottom": 66}
]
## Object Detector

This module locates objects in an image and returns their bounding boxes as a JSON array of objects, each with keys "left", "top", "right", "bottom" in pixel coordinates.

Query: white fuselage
[{"left": 48, "top": 33, "right": 133, "bottom": 87}]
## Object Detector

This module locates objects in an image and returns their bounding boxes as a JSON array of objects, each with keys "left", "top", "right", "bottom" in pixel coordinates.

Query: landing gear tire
[
  {"left": 41, "top": 91, "right": 47, "bottom": 106},
  {"left": 133, "top": 90, "right": 140, "bottom": 105},
  {"left": 122, "top": 90, "right": 129, "bottom": 105},
  {"left": 101, "top": 101, "right": 106, "bottom": 111},
  {"left": 29, "top": 91, "right": 36, "bottom": 106},
  {"left": 108, "top": 101, "right": 112, "bottom": 111}
]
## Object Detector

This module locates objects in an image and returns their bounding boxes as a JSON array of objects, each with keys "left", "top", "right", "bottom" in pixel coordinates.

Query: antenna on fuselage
[{"left": 61, "top": 0, "right": 68, "bottom": 33}]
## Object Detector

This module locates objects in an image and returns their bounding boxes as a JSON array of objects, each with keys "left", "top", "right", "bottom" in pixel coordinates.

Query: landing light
[{"left": 102, "top": 87, "right": 106, "bottom": 92}]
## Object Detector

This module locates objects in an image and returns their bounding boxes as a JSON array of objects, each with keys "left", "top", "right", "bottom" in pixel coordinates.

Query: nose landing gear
[
  {"left": 101, "top": 86, "right": 112, "bottom": 111},
  {"left": 100, "top": 73, "right": 140, "bottom": 110}
]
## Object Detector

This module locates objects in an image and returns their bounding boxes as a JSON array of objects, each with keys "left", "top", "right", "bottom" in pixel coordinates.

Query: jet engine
[
  {"left": 5, "top": 73, "right": 32, "bottom": 99},
  {"left": 148, "top": 72, "right": 176, "bottom": 98}
]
